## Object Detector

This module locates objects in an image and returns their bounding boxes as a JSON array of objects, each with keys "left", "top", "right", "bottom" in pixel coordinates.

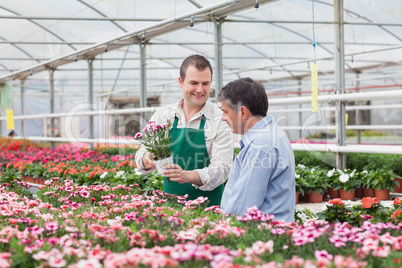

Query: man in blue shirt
[{"left": 219, "top": 77, "right": 295, "bottom": 222}]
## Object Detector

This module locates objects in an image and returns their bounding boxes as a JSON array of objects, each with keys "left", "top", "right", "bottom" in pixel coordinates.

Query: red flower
[
  {"left": 391, "top": 210, "right": 402, "bottom": 219},
  {"left": 329, "top": 198, "right": 344, "bottom": 205},
  {"left": 361, "top": 197, "right": 379, "bottom": 209},
  {"left": 394, "top": 198, "right": 401, "bottom": 205}
]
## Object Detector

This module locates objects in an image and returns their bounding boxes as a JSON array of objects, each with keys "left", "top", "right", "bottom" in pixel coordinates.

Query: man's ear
[
  {"left": 240, "top": 106, "right": 251, "bottom": 119},
  {"left": 178, "top": 76, "right": 183, "bottom": 87}
]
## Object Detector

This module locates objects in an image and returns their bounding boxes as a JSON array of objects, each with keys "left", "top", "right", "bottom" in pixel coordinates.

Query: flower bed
[
  {"left": 0, "top": 182, "right": 401, "bottom": 267},
  {"left": 1, "top": 139, "right": 402, "bottom": 267}
]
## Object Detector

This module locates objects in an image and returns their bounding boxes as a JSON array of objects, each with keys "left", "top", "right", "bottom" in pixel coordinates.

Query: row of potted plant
[{"left": 296, "top": 164, "right": 400, "bottom": 203}]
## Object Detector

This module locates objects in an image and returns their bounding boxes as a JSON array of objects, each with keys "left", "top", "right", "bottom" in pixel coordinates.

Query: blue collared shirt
[{"left": 221, "top": 115, "right": 295, "bottom": 222}]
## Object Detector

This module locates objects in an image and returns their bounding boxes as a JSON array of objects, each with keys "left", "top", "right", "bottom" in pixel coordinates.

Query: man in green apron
[{"left": 135, "top": 55, "right": 233, "bottom": 206}]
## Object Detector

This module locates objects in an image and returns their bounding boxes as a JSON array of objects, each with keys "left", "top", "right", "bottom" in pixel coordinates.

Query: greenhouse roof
[{"left": 0, "top": 0, "right": 401, "bottom": 99}]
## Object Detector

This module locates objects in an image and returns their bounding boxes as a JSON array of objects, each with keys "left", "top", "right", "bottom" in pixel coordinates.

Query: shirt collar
[
  {"left": 240, "top": 115, "right": 273, "bottom": 148},
  {"left": 175, "top": 99, "right": 213, "bottom": 120}
]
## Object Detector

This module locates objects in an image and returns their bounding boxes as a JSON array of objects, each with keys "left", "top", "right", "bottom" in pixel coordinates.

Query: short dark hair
[
  {"left": 180, "top": 54, "right": 213, "bottom": 81},
  {"left": 218, "top": 77, "right": 268, "bottom": 117}
]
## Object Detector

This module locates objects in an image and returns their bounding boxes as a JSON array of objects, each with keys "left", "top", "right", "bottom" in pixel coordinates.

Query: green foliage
[
  {"left": 297, "top": 166, "right": 331, "bottom": 195},
  {"left": 95, "top": 146, "right": 138, "bottom": 156},
  {"left": 294, "top": 151, "right": 334, "bottom": 169},
  {"left": 294, "top": 206, "right": 317, "bottom": 225},
  {"left": 331, "top": 169, "right": 362, "bottom": 192},
  {"left": 317, "top": 198, "right": 400, "bottom": 227},
  {"left": 295, "top": 151, "right": 402, "bottom": 178},
  {"left": 365, "top": 168, "right": 399, "bottom": 191}
]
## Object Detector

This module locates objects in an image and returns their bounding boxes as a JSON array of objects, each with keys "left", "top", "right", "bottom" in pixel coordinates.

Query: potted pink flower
[{"left": 134, "top": 121, "right": 172, "bottom": 175}]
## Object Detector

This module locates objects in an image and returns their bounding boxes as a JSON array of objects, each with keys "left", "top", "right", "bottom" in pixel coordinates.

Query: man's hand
[
  {"left": 164, "top": 164, "right": 203, "bottom": 186},
  {"left": 142, "top": 152, "right": 156, "bottom": 170}
]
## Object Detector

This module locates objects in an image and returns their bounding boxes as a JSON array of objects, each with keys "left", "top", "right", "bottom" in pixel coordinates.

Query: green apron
[{"left": 164, "top": 115, "right": 224, "bottom": 206}]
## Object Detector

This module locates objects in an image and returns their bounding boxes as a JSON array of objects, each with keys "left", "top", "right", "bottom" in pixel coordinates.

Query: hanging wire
[{"left": 312, "top": 0, "right": 318, "bottom": 63}]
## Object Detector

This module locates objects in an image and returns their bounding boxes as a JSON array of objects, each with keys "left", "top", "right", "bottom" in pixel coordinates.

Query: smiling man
[
  {"left": 135, "top": 54, "right": 233, "bottom": 206},
  {"left": 218, "top": 77, "right": 295, "bottom": 222}
]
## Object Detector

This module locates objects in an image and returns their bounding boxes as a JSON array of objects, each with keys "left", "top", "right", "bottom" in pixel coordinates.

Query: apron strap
[
  {"left": 199, "top": 115, "right": 206, "bottom": 130},
  {"left": 172, "top": 114, "right": 179, "bottom": 129}
]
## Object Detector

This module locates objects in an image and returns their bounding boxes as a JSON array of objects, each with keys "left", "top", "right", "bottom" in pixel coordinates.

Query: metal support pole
[
  {"left": 355, "top": 72, "right": 361, "bottom": 144},
  {"left": 334, "top": 0, "right": 346, "bottom": 169},
  {"left": 298, "top": 80, "right": 302, "bottom": 139},
  {"left": 213, "top": 18, "right": 223, "bottom": 98},
  {"left": 20, "top": 79, "right": 25, "bottom": 137},
  {"left": 88, "top": 58, "right": 95, "bottom": 150},
  {"left": 139, "top": 43, "right": 147, "bottom": 126},
  {"left": 49, "top": 69, "right": 55, "bottom": 150}
]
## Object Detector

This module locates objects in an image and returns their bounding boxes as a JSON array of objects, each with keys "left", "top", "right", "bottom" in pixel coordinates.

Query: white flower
[
  {"left": 295, "top": 174, "right": 300, "bottom": 178},
  {"left": 327, "top": 169, "right": 335, "bottom": 177},
  {"left": 310, "top": 168, "right": 316, "bottom": 173},
  {"left": 116, "top": 171, "right": 125, "bottom": 178},
  {"left": 134, "top": 168, "right": 142, "bottom": 176},
  {"left": 350, "top": 169, "right": 356, "bottom": 177},
  {"left": 100, "top": 172, "right": 108, "bottom": 179},
  {"left": 298, "top": 164, "right": 305, "bottom": 169},
  {"left": 339, "top": 173, "right": 349, "bottom": 183},
  {"left": 362, "top": 170, "right": 368, "bottom": 174}
]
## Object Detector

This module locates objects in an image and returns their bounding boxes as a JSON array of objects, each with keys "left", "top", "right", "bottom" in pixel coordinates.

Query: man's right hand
[{"left": 142, "top": 152, "right": 156, "bottom": 170}]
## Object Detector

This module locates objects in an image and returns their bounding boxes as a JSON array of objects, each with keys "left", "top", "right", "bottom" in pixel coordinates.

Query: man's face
[
  {"left": 179, "top": 65, "right": 211, "bottom": 108},
  {"left": 221, "top": 100, "right": 242, "bottom": 134}
]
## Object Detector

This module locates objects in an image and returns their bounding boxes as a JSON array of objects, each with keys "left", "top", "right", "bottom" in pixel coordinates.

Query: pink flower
[
  {"left": 48, "top": 256, "right": 66, "bottom": 268},
  {"left": 134, "top": 133, "right": 142, "bottom": 139},
  {"left": 79, "top": 191, "right": 90, "bottom": 198},
  {"left": 33, "top": 250, "right": 51, "bottom": 261},
  {"left": 45, "top": 221, "right": 59, "bottom": 232},
  {"left": 65, "top": 186, "right": 74, "bottom": 192},
  {"left": 1, "top": 210, "right": 13, "bottom": 216},
  {"left": 176, "top": 230, "right": 199, "bottom": 241},
  {"left": 0, "top": 259, "right": 10, "bottom": 268},
  {"left": 69, "top": 258, "right": 102, "bottom": 268},
  {"left": 314, "top": 249, "right": 333, "bottom": 260},
  {"left": 372, "top": 246, "right": 391, "bottom": 258}
]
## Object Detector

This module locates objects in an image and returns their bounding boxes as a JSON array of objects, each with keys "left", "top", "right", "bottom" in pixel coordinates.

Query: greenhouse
[{"left": 0, "top": 0, "right": 401, "bottom": 267}]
